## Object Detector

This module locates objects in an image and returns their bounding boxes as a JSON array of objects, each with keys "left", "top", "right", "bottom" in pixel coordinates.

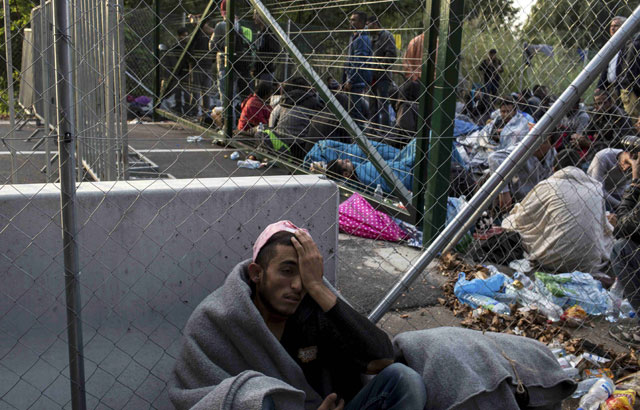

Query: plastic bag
[{"left": 534, "top": 271, "right": 613, "bottom": 315}]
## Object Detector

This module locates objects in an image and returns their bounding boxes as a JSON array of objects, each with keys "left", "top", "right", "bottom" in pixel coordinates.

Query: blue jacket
[
  {"left": 304, "top": 119, "right": 480, "bottom": 193},
  {"left": 343, "top": 32, "right": 372, "bottom": 86}
]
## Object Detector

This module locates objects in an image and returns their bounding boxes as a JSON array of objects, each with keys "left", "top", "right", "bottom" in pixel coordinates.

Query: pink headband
[{"left": 252, "top": 220, "right": 309, "bottom": 262}]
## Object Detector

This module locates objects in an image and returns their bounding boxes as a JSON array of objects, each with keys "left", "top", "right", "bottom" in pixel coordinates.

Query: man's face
[
  {"left": 350, "top": 14, "right": 364, "bottom": 30},
  {"left": 610, "top": 19, "right": 623, "bottom": 37},
  {"left": 253, "top": 244, "right": 306, "bottom": 318},
  {"left": 634, "top": 117, "right": 640, "bottom": 134},
  {"left": 500, "top": 103, "right": 516, "bottom": 123},
  {"left": 593, "top": 94, "right": 611, "bottom": 112},
  {"left": 336, "top": 159, "right": 355, "bottom": 178}
]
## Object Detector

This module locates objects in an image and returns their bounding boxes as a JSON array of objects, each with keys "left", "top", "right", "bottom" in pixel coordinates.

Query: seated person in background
[
  {"left": 587, "top": 147, "right": 634, "bottom": 211},
  {"left": 608, "top": 155, "right": 640, "bottom": 344},
  {"left": 485, "top": 96, "right": 533, "bottom": 150},
  {"left": 563, "top": 89, "right": 633, "bottom": 166},
  {"left": 268, "top": 77, "right": 324, "bottom": 159},
  {"left": 502, "top": 166, "right": 614, "bottom": 274},
  {"left": 237, "top": 81, "right": 273, "bottom": 132},
  {"left": 169, "top": 221, "right": 427, "bottom": 409},
  {"left": 307, "top": 80, "right": 351, "bottom": 144},
  {"left": 391, "top": 80, "right": 421, "bottom": 146},
  {"left": 488, "top": 134, "right": 557, "bottom": 212},
  {"left": 557, "top": 100, "right": 590, "bottom": 142},
  {"left": 304, "top": 118, "right": 479, "bottom": 193}
]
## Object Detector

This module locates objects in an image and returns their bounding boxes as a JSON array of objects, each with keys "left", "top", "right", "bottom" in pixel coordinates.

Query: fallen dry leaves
[{"left": 437, "top": 252, "right": 640, "bottom": 378}]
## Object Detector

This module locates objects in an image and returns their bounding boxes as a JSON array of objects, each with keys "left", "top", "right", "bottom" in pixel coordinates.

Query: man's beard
[{"left": 256, "top": 286, "right": 292, "bottom": 318}]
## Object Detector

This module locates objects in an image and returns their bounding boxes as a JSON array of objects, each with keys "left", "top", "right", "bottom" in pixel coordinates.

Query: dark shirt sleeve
[
  {"left": 622, "top": 35, "right": 640, "bottom": 95},
  {"left": 320, "top": 298, "right": 393, "bottom": 372},
  {"left": 615, "top": 183, "right": 640, "bottom": 243}
]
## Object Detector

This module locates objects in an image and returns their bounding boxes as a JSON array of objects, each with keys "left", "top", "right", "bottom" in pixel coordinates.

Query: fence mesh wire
[{"left": 3, "top": 0, "right": 640, "bottom": 408}]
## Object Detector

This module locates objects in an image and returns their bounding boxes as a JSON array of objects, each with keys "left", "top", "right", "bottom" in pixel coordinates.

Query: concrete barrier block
[{"left": 0, "top": 175, "right": 339, "bottom": 408}]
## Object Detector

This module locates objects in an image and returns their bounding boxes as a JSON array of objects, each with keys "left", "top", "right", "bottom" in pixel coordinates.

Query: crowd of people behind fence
[{"left": 157, "top": 5, "right": 640, "bottom": 341}]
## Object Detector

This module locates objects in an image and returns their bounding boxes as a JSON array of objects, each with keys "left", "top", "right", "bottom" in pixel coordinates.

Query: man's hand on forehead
[
  {"left": 291, "top": 230, "right": 337, "bottom": 312},
  {"left": 291, "top": 230, "right": 323, "bottom": 288}
]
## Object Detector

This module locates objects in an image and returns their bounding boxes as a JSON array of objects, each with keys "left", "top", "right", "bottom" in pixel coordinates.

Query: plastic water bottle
[
  {"left": 577, "top": 377, "right": 614, "bottom": 410},
  {"left": 512, "top": 284, "right": 563, "bottom": 321},
  {"left": 571, "top": 378, "right": 599, "bottom": 398},
  {"left": 459, "top": 293, "right": 511, "bottom": 315},
  {"left": 513, "top": 271, "right": 534, "bottom": 290},
  {"left": 620, "top": 299, "right": 636, "bottom": 320},
  {"left": 374, "top": 184, "right": 383, "bottom": 201},
  {"left": 237, "top": 159, "right": 261, "bottom": 169}
]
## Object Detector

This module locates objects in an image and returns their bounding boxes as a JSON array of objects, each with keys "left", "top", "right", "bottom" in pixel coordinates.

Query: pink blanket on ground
[{"left": 338, "top": 193, "right": 407, "bottom": 242}]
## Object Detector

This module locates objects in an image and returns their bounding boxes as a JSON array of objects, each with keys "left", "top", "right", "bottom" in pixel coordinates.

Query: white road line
[{"left": 0, "top": 148, "right": 234, "bottom": 155}]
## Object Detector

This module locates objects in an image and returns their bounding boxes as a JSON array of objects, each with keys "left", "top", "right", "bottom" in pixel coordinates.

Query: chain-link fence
[{"left": 4, "top": 0, "right": 640, "bottom": 408}]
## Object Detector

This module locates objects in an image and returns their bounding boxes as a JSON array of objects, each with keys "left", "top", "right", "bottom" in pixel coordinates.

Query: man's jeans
[
  {"left": 349, "top": 83, "right": 369, "bottom": 125},
  {"left": 262, "top": 363, "right": 427, "bottom": 410},
  {"left": 370, "top": 79, "right": 392, "bottom": 127},
  {"left": 611, "top": 238, "right": 640, "bottom": 313}
]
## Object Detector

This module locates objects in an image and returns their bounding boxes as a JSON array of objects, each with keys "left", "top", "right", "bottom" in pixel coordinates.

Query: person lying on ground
[
  {"left": 303, "top": 118, "right": 479, "bottom": 193},
  {"left": 237, "top": 80, "right": 274, "bottom": 132},
  {"left": 587, "top": 147, "right": 634, "bottom": 211},
  {"left": 608, "top": 154, "right": 640, "bottom": 346},
  {"left": 169, "top": 220, "right": 427, "bottom": 410},
  {"left": 501, "top": 166, "right": 614, "bottom": 274}
]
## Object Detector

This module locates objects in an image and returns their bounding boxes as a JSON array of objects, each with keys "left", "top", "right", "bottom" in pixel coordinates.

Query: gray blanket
[
  {"left": 393, "top": 328, "right": 577, "bottom": 410},
  {"left": 169, "top": 260, "right": 323, "bottom": 410}
]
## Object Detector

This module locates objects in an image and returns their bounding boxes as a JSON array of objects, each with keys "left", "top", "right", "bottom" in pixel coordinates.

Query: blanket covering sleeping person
[
  {"left": 393, "top": 328, "right": 577, "bottom": 410},
  {"left": 169, "top": 221, "right": 576, "bottom": 410}
]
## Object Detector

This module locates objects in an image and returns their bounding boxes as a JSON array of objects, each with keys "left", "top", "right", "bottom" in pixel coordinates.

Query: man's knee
[{"left": 379, "top": 363, "right": 427, "bottom": 404}]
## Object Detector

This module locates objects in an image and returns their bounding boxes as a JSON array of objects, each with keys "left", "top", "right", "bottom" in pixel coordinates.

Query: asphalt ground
[{"left": 0, "top": 121, "right": 290, "bottom": 184}]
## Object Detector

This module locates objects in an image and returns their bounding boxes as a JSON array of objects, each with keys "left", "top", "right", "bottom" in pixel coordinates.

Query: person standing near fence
[
  {"left": 598, "top": 16, "right": 627, "bottom": 101},
  {"left": 366, "top": 15, "right": 397, "bottom": 127},
  {"left": 620, "top": 27, "right": 640, "bottom": 120},
  {"left": 188, "top": 13, "right": 215, "bottom": 118},
  {"left": 163, "top": 27, "right": 192, "bottom": 115},
  {"left": 207, "top": 0, "right": 253, "bottom": 123},
  {"left": 477, "top": 49, "right": 503, "bottom": 100},
  {"left": 342, "top": 11, "right": 372, "bottom": 124},
  {"left": 251, "top": 9, "right": 281, "bottom": 87}
]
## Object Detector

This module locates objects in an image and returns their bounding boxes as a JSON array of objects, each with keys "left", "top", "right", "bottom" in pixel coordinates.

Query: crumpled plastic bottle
[
  {"left": 510, "top": 282, "right": 563, "bottom": 321},
  {"left": 577, "top": 377, "right": 614, "bottom": 410}
]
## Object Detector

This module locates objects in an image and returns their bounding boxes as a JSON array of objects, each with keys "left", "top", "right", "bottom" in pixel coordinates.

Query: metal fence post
[
  {"left": 153, "top": 0, "right": 160, "bottom": 121},
  {"left": 2, "top": 0, "right": 18, "bottom": 184},
  {"left": 368, "top": 4, "right": 640, "bottom": 324},
  {"left": 223, "top": 0, "right": 236, "bottom": 138},
  {"left": 412, "top": 0, "right": 441, "bottom": 229},
  {"left": 51, "top": 0, "right": 87, "bottom": 407},
  {"left": 422, "top": 0, "right": 464, "bottom": 244}
]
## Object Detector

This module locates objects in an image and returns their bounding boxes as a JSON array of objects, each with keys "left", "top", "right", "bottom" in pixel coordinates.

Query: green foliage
[
  {"left": 0, "top": 0, "right": 36, "bottom": 114},
  {"left": 523, "top": 0, "right": 640, "bottom": 48},
  {"left": 459, "top": 20, "right": 598, "bottom": 102}
]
